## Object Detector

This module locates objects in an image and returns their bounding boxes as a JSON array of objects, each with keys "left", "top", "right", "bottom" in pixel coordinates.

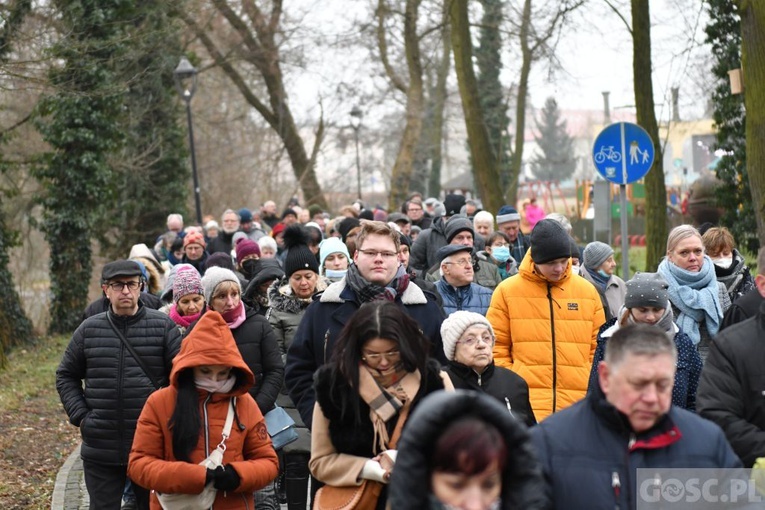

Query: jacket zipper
[
  {"left": 611, "top": 471, "right": 621, "bottom": 510},
  {"left": 117, "top": 318, "right": 126, "bottom": 463},
  {"left": 505, "top": 397, "right": 514, "bottom": 417},
  {"left": 323, "top": 330, "right": 330, "bottom": 364},
  {"left": 547, "top": 284, "right": 557, "bottom": 413},
  {"left": 203, "top": 394, "right": 211, "bottom": 456}
]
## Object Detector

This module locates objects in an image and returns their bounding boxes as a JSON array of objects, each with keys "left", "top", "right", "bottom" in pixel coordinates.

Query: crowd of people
[{"left": 55, "top": 193, "right": 765, "bottom": 510}]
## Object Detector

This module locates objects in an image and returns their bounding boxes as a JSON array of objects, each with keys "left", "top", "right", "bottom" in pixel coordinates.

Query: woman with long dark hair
[
  {"left": 309, "top": 301, "right": 453, "bottom": 510},
  {"left": 128, "top": 311, "right": 278, "bottom": 509}
]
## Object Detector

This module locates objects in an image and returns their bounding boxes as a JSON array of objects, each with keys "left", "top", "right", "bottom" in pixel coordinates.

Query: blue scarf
[{"left": 657, "top": 256, "right": 722, "bottom": 345}]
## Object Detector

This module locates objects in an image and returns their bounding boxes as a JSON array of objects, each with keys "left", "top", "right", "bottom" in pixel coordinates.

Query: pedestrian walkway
[{"left": 51, "top": 444, "right": 89, "bottom": 510}]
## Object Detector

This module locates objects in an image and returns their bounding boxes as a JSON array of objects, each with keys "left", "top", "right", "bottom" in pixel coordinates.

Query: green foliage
[
  {"left": 33, "top": 0, "right": 188, "bottom": 333},
  {"left": 530, "top": 97, "right": 576, "bottom": 182},
  {"left": 474, "top": 0, "right": 512, "bottom": 192},
  {"left": 705, "top": 0, "right": 756, "bottom": 252}
]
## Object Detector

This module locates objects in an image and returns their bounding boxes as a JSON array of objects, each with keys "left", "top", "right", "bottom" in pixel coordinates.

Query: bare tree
[
  {"left": 505, "top": 0, "right": 584, "bottom": 205},
  {"left": 180, "top": 0, "right": 328, "bottom": 209}
]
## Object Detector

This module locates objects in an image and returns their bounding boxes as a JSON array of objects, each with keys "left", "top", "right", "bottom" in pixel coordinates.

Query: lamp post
[
  {"left": 173, "top": 57, "right": 202, "bottom": 225},
  {"left": 350, "top": 105, "right": 363, "bottom": 201}
]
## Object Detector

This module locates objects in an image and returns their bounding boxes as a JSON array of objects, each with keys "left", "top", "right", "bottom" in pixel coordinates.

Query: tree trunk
[
  {"left": 632, "top": 0, "right": 666, "bottom": 271},
  {"left": 427, "top": 1, "right": 451, "bottom": 198},
  {"left": 388, "top": 0, "right": 425, "bottom": 210},
  {"left": 738, "top": 1, "right": 765, "bottom": 245},
  {"left": 507, "top": 0, "right": 533, "bottom": 206},
  {"left": 450, "top": 0, "right": 503, "bottom": 214}
]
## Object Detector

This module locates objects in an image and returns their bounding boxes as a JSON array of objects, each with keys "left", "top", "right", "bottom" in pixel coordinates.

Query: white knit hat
[
  {"left": 200, "top": 266, "right": 241, "bottom": 304},
  {"left": 440, "top": 311, "right": 495, "bottom": 361}
]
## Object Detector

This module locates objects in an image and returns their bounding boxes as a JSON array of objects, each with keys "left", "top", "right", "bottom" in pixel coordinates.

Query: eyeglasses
[
  {"left": 358, "top": 249, "right": 398, "bottom": 259},
  {"left": 362, "top": 350, "right": 401, "bottom": 363},
  {"left": 407, "top": 207, "right": 422, "bottom": 212},
  {"left": 106, "top": 281, "right": 141, "bottom": 292},
  {"left": 443, "top": 258, "right": 473, "bottom": 267},
  {"left": 457, "top": 334, "right": 493, "bottom": 347}
]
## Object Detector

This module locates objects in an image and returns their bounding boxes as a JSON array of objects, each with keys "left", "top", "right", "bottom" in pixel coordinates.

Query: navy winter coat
[
  {"left": 284, "top": 278, "right": 446, "bottom": 428},
  {"left": 531, "top": 386, "right": 741, "bottom": 510}
]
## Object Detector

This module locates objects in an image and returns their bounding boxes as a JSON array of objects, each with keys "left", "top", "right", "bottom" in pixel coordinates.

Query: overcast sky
[{"left": 283, "top": 0, "right": 710, "bottom": 126}]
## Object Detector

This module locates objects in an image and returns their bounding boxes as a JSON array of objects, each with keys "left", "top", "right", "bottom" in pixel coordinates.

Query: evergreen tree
[
  {"left": 0, "top": 0, "right": 35, "bottom": 365},
  {"left": 474, "top": 0, "right": 512, "bottom": 193},
  {"left": 530, "top": 97, "right": 575, "bottom": 182},
  {"left": 705, "top": 0, "right": 755, "bottom": 252}
]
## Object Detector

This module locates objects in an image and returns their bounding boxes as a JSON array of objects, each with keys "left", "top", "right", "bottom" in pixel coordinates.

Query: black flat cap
[
  {"left": 101, "top": 260, "right": 143, "bottom": 282},
  {"left": 436, "top": 244, "right": 473, "bottom": 265}
]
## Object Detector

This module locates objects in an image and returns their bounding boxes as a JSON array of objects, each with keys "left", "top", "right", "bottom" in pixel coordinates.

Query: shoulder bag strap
[
  {"left": 107, "top": 312, "right": 162, "bottom": 390},
  {"left": 217, "top": 398, "right": 236, "bottom": 449},
  {"left": 388, "top": 405, "right": 410, "bottom": 450}
]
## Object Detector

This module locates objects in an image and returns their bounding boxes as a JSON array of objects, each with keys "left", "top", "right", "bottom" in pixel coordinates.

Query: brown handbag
[
  {"left": 314, "top": 406, "right": 410, "bottom": 510},
  {"left": 313, "top": 479, "right": 383, "bottom": 510}
]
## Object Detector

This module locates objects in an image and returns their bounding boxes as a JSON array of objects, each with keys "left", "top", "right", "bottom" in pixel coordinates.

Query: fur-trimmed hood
[{"left": 268, "top": 275, "right": 328, "bottom": 315}]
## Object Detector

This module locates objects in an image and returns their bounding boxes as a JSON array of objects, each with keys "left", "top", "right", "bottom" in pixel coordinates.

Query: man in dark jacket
[
  {"left": 434, "top": 244, "right": 493, "bottom": 315},
  {"left": 698, "top": 283, "right": 765, "bottom": 467},
  {"left": 285, "top": 221, "right": 446, "bottom": 428},
  {"left": 721, "top": 248, "right": 765, "bottom": 330},
  {"left": 207, "top": 208, "right": 239, "bottom": 255},
  {"left": 531, "top": 324, "right": 740, "bottom": 510},
  {"left": 56, "top": 260, "right": 182, "bottom": 510}
]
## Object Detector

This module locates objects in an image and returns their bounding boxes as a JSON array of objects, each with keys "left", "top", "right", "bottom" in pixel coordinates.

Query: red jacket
[{"left": 128, "top": 311, "right": 279, "bottom": 509}]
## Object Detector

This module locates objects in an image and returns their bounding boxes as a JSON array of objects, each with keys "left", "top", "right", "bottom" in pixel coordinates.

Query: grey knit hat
[
  {"left": 440, "top": 311, "right": 495, "bottom": 361},
  {"left": 200, "top": 266, "right": 241, "bottom": 304},
  {"left": 624, "top": 272, "right": 669, "bottom": 309},
  {"left": 583, "top": 241, "right": 614, "bottom": 270},
  {"left": 444, "top": 215, "right": 474, "bottom": 244}
]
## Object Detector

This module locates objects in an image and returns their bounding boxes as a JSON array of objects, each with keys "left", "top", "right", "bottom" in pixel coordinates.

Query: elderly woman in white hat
[{"left": 441, "top": 311, "right": 535, "bottom": 427}]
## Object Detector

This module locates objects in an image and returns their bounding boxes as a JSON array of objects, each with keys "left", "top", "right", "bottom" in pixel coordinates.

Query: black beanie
[
  {"left": 443, "top": 194, "right": 466, "bottom": 216},
  {"left": 283, "top": 225, "right": 319, "bottom": 277},
  {"left": 399, "top": 232, "right": 411, "bottom": 248},
  {"left": 337, "top": 217, "right": 361, "bottom": 243},
  {"left": 444, "top": 215, "right": 474, "bottom": 244},
  {"left": 530, "top": 219, "right": 572, "bottom": 264}
]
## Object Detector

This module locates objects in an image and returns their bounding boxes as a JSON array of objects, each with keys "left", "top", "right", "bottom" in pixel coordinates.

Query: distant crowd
[{"left": 55, "top": 192, "right": 765, "bottom": 510}]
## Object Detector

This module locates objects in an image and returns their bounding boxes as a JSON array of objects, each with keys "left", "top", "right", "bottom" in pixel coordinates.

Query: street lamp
[
  {"left": 173, "top": 56, "right": 202, "bottom": 225},
  {"left": 350, "top": 105, "right": 363, "bottom": 201}
]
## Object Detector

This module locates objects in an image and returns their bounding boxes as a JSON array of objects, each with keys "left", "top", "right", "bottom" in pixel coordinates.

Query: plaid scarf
[
  {"left": 346, "top": 263, "right": 410, "bottom": 303},
  {"left": 358, "top": 363, "right": 421, "bottom": 454}
]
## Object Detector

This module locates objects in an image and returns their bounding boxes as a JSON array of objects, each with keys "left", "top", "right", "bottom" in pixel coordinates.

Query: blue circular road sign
[{"left": 592, "top": 122, "right": 655, "bottom": 185}]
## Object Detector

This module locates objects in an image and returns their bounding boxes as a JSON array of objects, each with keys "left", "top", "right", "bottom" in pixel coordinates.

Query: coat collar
[{"left": 320, "top": 277, "right": 428, "bottom": 305}]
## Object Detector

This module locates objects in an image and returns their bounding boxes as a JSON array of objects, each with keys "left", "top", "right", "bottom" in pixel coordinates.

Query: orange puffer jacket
[
  {"left": 487, "top": 251, "right": 605, "bottom": 422},
  {"left": 128, "top": 311, "right": 279, "bottom": 510}
]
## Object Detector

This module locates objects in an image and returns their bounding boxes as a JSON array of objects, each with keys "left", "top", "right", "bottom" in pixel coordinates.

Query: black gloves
[
  {"left": 205, "top": 468, "right": 216, "bottom": 485},
  {"left": 212, "top": 465, "right": 241, "bottom": 492}
]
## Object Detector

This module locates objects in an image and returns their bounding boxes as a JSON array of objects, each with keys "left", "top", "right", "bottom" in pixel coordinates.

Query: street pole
[
  {"left": 354, "top": 130, "right": 362, "bottom": 201},
  {"left": 184, "top": 100, "right": 202, "bottom": 225}
]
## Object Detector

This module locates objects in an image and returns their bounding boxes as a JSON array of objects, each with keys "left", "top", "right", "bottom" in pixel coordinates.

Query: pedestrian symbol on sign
[{"left": 592, "top": 122, "right": 655, "bottom": 185}]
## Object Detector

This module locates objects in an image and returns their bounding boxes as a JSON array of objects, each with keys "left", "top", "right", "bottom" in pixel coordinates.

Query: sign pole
[
  {"left": 619, "top": 123, "right": 629, "bottom": 280},
  {"left": 620, "top": 184, "right": 629, "bottom": 279}
]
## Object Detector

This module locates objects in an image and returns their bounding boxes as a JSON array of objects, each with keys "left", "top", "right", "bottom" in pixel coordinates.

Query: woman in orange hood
[{"left": 128, "top": 311, "right": 278, "bottom": 509}]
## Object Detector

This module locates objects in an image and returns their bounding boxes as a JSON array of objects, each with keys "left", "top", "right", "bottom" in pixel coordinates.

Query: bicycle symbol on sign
[{"left": 594, "top": 145, "right": 622, "bottom": 164}]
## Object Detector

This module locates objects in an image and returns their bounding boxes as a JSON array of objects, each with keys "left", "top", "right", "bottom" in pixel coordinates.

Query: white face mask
[
  {"left": 195, "top": 375, "right": 236, "bottom": 394},
  {"left": 712, "top": 256, "right": 733, "bottom": 269},
  {"left": 571, "top": 265, "right": 581, "bottom": 275}
]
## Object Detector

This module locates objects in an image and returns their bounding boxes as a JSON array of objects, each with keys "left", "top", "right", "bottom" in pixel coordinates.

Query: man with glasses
[
  {"left": 434, "top": 244, "right": 493, "bottom": 316},
  {"left": 405, "top": 198, "right": 431, "bottom": 229},
  {"left": 57, "top": 260, "right": 182, "bottom": 509},
  {"left": 285, "top": 221, "right": 446, "bottom": 429}
]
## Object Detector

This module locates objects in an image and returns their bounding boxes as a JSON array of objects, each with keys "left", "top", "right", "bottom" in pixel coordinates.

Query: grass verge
[{"left": 0, "top": 335, "right": 80, "bottom": 509}]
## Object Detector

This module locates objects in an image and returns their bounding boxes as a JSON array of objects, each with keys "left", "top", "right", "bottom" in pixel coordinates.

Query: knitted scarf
[
  {"left": 345, "top": 263, "right": 410, "bottom": 303},
  {"left": 588, "top": 269, "right": 610, "bottom": 290},
  {"left": 358, "top": 363, "right": 421, "bottom": 454},
  {"left": 618, "top": 305, "right": 676, "bottom": 340},
  {"left": 221, "top": 300, "right": 247, "bottom": 330},
  {"left": 168, "top": 303, "right": 200, "bottom": 329},
  {"left": 658, "top": 256, "right": 722, "bottom": 345}
]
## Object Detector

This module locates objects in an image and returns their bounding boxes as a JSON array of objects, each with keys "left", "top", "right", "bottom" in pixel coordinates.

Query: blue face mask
[
  {"left": 597, "top": 269, "right": 610, "bottom": 279},
  {"left": 492, "top": 246, "right": 511, "bottom": 263},
  {"left": 325, "top": 269, "right": 348, "bottom": 279}
]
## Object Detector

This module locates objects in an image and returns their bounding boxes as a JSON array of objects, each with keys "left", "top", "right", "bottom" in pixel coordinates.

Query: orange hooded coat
[{"left": 128, "top": 311, "right": 278, "bottom": 509}]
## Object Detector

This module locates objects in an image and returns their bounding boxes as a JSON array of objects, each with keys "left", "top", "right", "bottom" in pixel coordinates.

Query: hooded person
[
  {"left": 242, "top": 259, "right": 285, "bottom": 315},
  {"left": 128, "top": 310, "right": 279, "bottom": 509},
  {"left": 129, "top": 243, "right": 167, "bottom": 293},
  {"left": 388, "top": 390, "right": 549, "bottom": 510},
  {"left": 587, "top": 272, "right": 702, "bottom": 410},
  {"left": 486, "top": 218, "right": 606, "bottom": 421}
]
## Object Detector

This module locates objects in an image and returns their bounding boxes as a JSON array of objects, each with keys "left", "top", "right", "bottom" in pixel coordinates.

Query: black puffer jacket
[
  {"left": 444, "top": 361, "right": 536, "bottom": 427},
  {"left": 388, "top": 390, "right": 550, "bottom": 510},
  {"left": 56, "top": 307, "right": 182, "bottom": 466}
]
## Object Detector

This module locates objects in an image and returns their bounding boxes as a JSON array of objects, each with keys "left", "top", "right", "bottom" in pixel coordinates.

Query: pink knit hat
[
  {"left": 235, "top": 238, "right": 261, "bottom": 262},
  {"left": 172, "top": 266, "right": 203, "bottom": 303}
]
